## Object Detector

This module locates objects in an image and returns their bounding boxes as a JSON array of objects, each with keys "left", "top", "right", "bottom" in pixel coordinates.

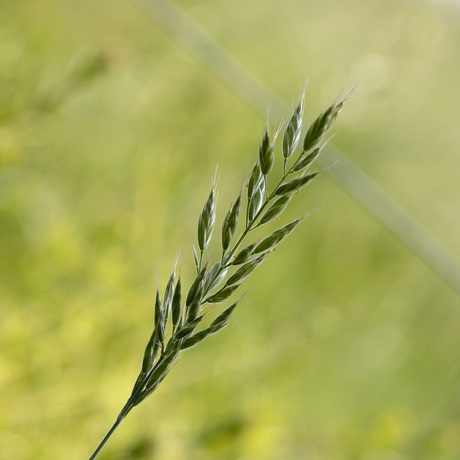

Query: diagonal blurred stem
[{"left": 132, "top": 0, "right": 460, "bottom": 295}]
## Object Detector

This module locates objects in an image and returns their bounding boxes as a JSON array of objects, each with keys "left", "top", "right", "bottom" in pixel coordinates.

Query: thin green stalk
[{"left": 89, "top": 416, "right": 125, "bottom": 460}]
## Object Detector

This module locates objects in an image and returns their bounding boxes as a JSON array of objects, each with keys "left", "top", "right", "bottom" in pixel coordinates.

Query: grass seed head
[{"left": 92, "top": 86, "right": 350, "bottom": 459}]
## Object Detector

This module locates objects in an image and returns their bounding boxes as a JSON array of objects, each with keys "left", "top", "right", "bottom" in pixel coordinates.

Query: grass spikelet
[{"left": 88, "top": 86, "right": 350, "bottom": 460}]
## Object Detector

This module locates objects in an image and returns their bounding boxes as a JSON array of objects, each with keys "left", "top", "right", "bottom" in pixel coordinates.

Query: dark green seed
[
  {"left": 303, "top": 101, "right": 343, "bottom": 153},
  {"left": 259, "top": 129, "right": 274, "bottom": 176},
  {"left": 198, "top": 188, "right": 216, "bottom": 252},
  {"left": 282, "top": 99, "right": 303, "bottom": 159},
  {"left": 222, "top": 193, "right": 242, "bottom": 251},
  {"left": 154, "top": 289, "right": 163, "bottom": 329},
  {"left": 247, "top": 184, "right": 264, "bottom": 223},
  {"left": 274, "top": 173, "right": 318, "bottom": 196},
  {"left": 247, "top": 162, "right": 263, "bottom": 200},
  {"left": 163, "top": 271, "right": 175, "bottom": 320},
  {"left": 186, "top": 267, "right": 207, "bottom": 306},
  {"left": 208, "top": 302, "right": 238, "bottom": 333},
  {"left": 175, "top": 316, "right": 202, "bottom": 340},
  {"left": 232, "top": 243, "right": 256, "bottom": 265},
  {"left": 292, "top": 148, "right": 321, "bottom": 173},
  {"left": 171, "top": 278, "right": 182, "bottom": 328},
  {"left": 204, "top": 261, "right": 228, "bottom": 293},
  {"left": 181, "top": 330, "right": 209, "bottom": 350},
  {"left": 259, "top": 196, "right": 291, "bottom": 225},
  {"left": 205, "top": 284, "right": 241, "bottom": 304},
  {"left": 254, "top": 218, "right": 303, "bottom": 253},
  {"left": 226, "top": 255, "right": 265, "bottom": 286}
]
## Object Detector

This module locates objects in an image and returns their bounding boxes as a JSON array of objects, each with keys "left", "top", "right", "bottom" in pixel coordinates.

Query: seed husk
[
  {"left": 205, "top": 284, "right": 241, "bottom": 304},
  {"left": 259, "top": 195, "right": 291, "bottom": 225},
  {"left": 247, "top": 162, "right": 263, "bottom": 200},
  {"left": 182, "top": 301, "right": 240, "bottom": 349},
  {"left": 175, "top": 315, "right": 203, "bottom": 340},
  {"left": 181, "top": 330, "right": 209, "bottom": 350},
  {"left": 163, "top": 271, "right": 175, "bottom": 321},
  {"left": 186, "top": 266, "right": 207, "bottom": 306},
  {"left": 222, "top": 193, "right": 242, "bottom": 251},
  {"left": 259, "top": 129, "right": 274, "bottom": 175},
  {"left": 247, "top": 182, "right": 265, "bottom": 222},
  {"left": 204, "top": 261, "right": 228, "bottom": 293},
  {"left": 283, "top": 98, "right": 304, "bottom": 159},
  {"left": 171, "top": 277, "right": 182, "bottom": 329},
  {"left": 226, "top": 255, "right": 266, "bottom": 286},
  {"left": 198, "top": 188, "right": 216, "bottom": 252},
  {"left": 254, "top": 218, "right": 304, "bottom": 254},
  {"left": 231, "top": 242, "right": 256, "bottom": 266},
  {"left": 208, "top": 302, "right": 238, "bottom": 332},
  {"left": 274, "top": 173, "right": 318, "bottom": 196},
  {"left": 303, "top": 101, "right": 343, "bottom": 153},
  {"left": 154, "top": 289, "right": 164, "bottom": 331}
]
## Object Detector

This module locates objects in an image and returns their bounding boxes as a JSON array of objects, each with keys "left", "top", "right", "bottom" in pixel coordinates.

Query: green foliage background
[{"left": 1, "top": 0, "right": 460, "bottom": 458}]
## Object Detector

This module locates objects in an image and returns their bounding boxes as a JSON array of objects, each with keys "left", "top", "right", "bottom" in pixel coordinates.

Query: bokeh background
[{"left": 1, "top": 0, "right": 460, "bottom": 459}]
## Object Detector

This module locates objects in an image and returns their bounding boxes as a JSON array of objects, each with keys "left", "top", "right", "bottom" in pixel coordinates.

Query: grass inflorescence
[{"left": 88, "top": 85, "right": 349, "bottom": 459}]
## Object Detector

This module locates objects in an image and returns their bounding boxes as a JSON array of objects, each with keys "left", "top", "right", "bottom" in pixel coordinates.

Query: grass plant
[{"left": 88, "top": 85, "right": 349, "bottom": 459}]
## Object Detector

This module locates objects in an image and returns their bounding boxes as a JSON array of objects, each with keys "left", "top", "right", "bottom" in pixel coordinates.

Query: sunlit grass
[{"left": 1, "top": 0, "right": 460, "bottom": 459}]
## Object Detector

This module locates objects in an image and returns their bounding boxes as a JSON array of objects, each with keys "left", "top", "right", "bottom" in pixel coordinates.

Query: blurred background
[{"left": 1, "top": 0, "right": 460, "bottom": 458}]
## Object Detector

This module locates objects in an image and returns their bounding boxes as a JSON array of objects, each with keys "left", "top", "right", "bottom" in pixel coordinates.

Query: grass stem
[{"left": 88, "top": 416, "right": 125, "bottom": 460}]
